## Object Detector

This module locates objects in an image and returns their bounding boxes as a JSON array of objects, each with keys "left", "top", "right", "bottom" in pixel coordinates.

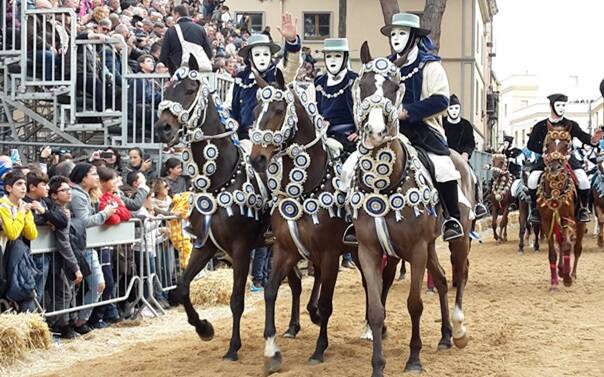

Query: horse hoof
[
  {"left": 196, "top": 320, "right": 214, "bottom": 341},
  {"left": 518, "top": 249, "right": 524, "bottom": 255},
  {"left": 282, "top": 324, "right": 301, "bottom": 339},
  {"left": 404, "top": 361, "right": 423, "bottom": 374},
  {"left": 549, "top": 285, "right": 558, "bottom": 292},
  {"left": 308, "top": 354, "right": 324, "bottom": 365},
  {"left": 167, "top": 291, "right": 181, "bottom": 307},
  {"left": 437, "top": 337, "right": 452, "bottom": 350},
  {"left": 453, "top": 333, "right": 469, "bottom": 349},
  {"left": 264, "top": 352, "right": 282, "bottom": 375},
  {"left": 563, "top": 276, "right": 573, "bottom": 287},
  {"left": 223, "top": 351, "right": 239, "bottom": 361}
]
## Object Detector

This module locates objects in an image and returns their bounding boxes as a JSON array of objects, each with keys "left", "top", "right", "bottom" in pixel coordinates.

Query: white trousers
[
  {"left": 427, "top": 152, "right": 461, "bottom": 183},
  {"left": 527, "top": 169, "right": 590, "bottom": 190}
]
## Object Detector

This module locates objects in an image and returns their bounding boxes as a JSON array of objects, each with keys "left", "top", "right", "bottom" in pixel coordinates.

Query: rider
[
  {"left": 314, "top": 38, "right": 358, "bottom": 268},
  {"left": 502, "top": 135, "right": 523, "bottom": 178},
  {"left": 231, "top": 14, "right": 301, "bottom": 141},
  {"left": 230, "top": 14, "right": 301, "bottom": 291},
  {"left": 384, "top": 13, "right": 463, "bottom": 241},
  {"left": 527, "top": 93, "right": 598, "bottom": 224},
  {"left": 443, "top": 94, "right": 488, "bottom": 218}
]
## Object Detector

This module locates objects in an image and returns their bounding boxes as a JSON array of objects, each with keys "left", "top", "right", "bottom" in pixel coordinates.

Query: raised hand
[{"left": 276, "top": 12, "right": 297, "bottom": 42}]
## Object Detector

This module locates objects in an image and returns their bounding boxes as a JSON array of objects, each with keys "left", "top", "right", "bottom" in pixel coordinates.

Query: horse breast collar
[
  {"left": 159, "top": 69, "right": 268, "bottom": 221},
  {"left": 251, "top": 82, "right": 347, "bottom": 225}
]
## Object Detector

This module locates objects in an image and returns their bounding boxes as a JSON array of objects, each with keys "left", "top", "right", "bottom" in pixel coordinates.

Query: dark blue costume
[
  {"left": 314, "top": 70, "right": 358, "bottom": 154},
  {"left": 389, "top": 41, "right": 450, "bottom": 156},
  {"left": 231, "top": 40, "right": 301, "bottom": 140}
]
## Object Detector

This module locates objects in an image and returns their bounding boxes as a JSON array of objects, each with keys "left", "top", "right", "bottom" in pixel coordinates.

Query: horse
[
  {"left": 489, "top": 153, "right": 514, "bottom": 244},
  {"left": 351, "top": 42, "right": 473, "bottom": 375},
  {"left": 591, "top": 155, "right": 604, "bottom": 247},
  {"left": 248, "top": 69, "right": 396, "bottom": 374},
  {"left": 155, "top": 68, "right": 301, "bottom": 361},
  {"left": 537, "top": 122, "right": 585, "bottom": 290},
  {"left": 517, "top": 163, "right": 541, "bottom": 253}
]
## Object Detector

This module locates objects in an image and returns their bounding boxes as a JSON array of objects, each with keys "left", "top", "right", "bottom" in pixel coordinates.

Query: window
[
  {"left": 303, "top": 13, "right": 331, "bottom": 40},
  {"left": 234, "top": 12, "right": 263, "bottom": 33}
]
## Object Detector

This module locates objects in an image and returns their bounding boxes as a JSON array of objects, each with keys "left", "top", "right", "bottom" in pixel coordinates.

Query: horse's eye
[{"left": 186, "top": 89, "right": 196, "bottom": 95}]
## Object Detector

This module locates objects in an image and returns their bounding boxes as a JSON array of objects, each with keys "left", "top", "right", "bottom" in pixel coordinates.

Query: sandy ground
[{"left": 7, "top": 225, "right": 604, "bottom": 377}]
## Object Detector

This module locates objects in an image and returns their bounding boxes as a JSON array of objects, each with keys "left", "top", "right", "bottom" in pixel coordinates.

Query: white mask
[
  {"left": 324, "top": 52, "right": 345, "bottom": 76},
  {"left": 553, "top": 101, "right": 567, "bottom": 117},
  {"left": 447, "top": 104, "right": 461, "bottom": 120},
  {"left": 390, "top": 26, "right": 411, "bottom": 54},
  {"left": 251, "top": 45, "right": 271, "bottom": 73}
]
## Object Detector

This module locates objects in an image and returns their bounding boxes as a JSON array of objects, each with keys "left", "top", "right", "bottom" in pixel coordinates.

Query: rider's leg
[
  {"left": 429, "top": 153, "right": 464, "bottom": 241},
  {"left": 574, "top": 169, "right": 591, "bottom": 223},
  {"left": 527, "top": 170, "right": 543, "bottom": 224}
]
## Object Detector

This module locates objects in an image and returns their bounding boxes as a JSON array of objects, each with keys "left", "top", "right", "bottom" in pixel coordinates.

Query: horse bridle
[
  {"left": 352, "top": 57, "right": 405, "bottom": 147},
  {"left": 158, "top": 67, "right": 238, "bottom": 142}
]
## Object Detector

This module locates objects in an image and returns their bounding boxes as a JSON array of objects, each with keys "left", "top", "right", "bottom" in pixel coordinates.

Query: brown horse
[
  {"left": 518, "top": 164, "right": 541, "bottom": 253},
  {"left": 156, "top": 70, "right": 301, "bottom": 361},
  {"left": 249, "top": 70, "right": 397, "bottom": 374},
  {"left": 489, "top": 153, "right": 513, "bottom": 244},
  {"left": 537, "top": 122, "right": 585, "bottom": 290},
  {"left": 352, "top": 43, "right": 474, "bottom": 376},
  {"left": 591, "top": 156, "right": 604, "bottom": 246}
]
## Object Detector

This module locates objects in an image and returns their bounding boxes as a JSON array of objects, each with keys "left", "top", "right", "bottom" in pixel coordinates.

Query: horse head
[
  {"left": 353, "top": 41, "right": 405, "bottom": 150},
  {"left": 156, "top": 68, "right": 214, "bottom": 146},
  {"left": 490, "top": 153, "right": 508, "bottom": 179},
  {"left": 249, "top": 69, "right": 299, "bottom": 172},
  {"left": 543, "top": 122, "right": 572, "bottom": 175}
]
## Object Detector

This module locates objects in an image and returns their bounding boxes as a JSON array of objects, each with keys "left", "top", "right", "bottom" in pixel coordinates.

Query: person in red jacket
[{"left": 98, "top": 166, "right": 131, "bottom": 225}]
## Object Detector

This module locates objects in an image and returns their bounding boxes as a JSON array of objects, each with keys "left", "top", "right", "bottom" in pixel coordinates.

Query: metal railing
[{"left": 470, "top": 150, "right": 493, "bottom": 184}]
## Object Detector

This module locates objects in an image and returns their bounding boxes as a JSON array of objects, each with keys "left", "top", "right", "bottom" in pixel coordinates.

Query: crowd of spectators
[{"left": 0, "top": 146, "right": 199, "bottom": 339}]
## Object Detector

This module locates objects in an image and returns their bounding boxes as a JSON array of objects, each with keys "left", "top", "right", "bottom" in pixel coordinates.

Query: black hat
[
  {"left": 600, "top": 78, "right": 604, "bottom": 98},
  {"left": 69, "top": 162, "right": 94, "bottom": 185},
  {"left": 547, "top": 93, "right": 568, "bottom": 104},
  {"left": 503, "top": 135, "right": 514, "bottom": 143},
  {"left": 449, "top": 94, "right": 460, "bottom": 106}
]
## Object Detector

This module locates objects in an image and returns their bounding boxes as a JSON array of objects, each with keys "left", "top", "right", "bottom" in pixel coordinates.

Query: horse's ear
[
  {"left": 252, "top": 68, "right": 269, "bottom": 89},
  {"left": 275, "top": 68, "right": 285, "bottom": 89},
  {"left": 360, "top": 41, "right": 372, "bottom": 64}
]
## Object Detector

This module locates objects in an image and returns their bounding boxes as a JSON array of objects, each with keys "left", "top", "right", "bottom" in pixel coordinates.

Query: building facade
[{"left": 227, "top": 0, "right": 499, "bottom": 150}]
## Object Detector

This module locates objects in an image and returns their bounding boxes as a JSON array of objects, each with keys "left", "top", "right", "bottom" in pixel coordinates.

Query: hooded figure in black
[
  {"left": 443, "top": 94, "right": 475, "bottom": 159},
  {"left": 526, "top": 93, "right": 597, "bottom": 224}
]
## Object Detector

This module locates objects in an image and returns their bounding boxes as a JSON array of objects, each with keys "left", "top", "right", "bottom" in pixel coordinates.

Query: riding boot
[
  {"left": 474, "top": 181, "right": 488, "bottom": 219},
  {"left": 577, "top": 189, "right": 591, "bottom": 223},
  {"left": 436, "top": 180, "right": 464, "bottom": 241},
  {"left": 343, "top": 224, "right": 358, "bottom": 245},
  {"left": 529, "top": 189, "right": 540, "bottom": 224}
]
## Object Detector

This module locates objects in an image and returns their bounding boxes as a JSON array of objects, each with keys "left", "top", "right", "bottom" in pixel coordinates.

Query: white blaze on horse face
[
  {"left": 553, "top": 100, "right": 567, "bottom": 117},
  {"left": 448, "top": 104, "right": 461, "bottom": 120},
  {"left": 325, "top": 52, "right": 345, "bottom": 76},
  {"left": 251, "top": 45, "right": 271, "bottom": 73},
  {"left": 366, "top": 75, "right": 387, "bottom": 146},
  {"left": 390, "top": 26, "right": 411, "bottom": 54}
]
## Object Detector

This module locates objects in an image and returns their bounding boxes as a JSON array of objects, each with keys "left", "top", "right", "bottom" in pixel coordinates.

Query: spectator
[
  {"left": 0, "top": 172, "right": 38, "bottom": 311},
  {"left": 152, "top": 177, "right": 171, "bottom": 215},
  {"left": 46, "top": 176, "right": 83, "bottom": 339},
  {"left": 162, "top": 157, "right": 188, "bottom": 195},
  {"left": 68, "top": 163, "right": 116, "bottom": 334},
  {"left": 104, "top": 34, "right": 129, "bottom": 87},
  {"left": 126, "top": 147, "right": 154, "bottom": 180},
  {"left": 159, "top": 4, "right": 213, "bottom": 75},
  {"left": 102, "top": 147, "right": 123, "bottom": 174}
]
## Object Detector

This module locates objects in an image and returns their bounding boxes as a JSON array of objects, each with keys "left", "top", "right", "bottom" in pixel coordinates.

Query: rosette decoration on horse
[{"left": 537, "top": 122, "right": 584, "bottom": 290}]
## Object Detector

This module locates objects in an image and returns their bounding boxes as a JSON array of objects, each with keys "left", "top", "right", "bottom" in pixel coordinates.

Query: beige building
[{"left": 227, "top": 0, "right": 499, "bottom": 149}]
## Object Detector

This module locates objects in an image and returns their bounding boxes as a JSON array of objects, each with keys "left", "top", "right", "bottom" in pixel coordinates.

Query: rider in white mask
[{"left": 250, "top": 45, "right": 272, "bottom": 73}]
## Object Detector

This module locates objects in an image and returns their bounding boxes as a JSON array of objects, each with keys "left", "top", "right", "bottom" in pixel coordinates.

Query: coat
[
  {"left": 5, "top": 238, "right": 39, "bottom": 303},
  {"left": 68, "top": 184, "right": 108, "bottom": 228},
  {"left": 98, "top": 192, "right": 131, "bottom": 225},
  {"left": 159, "top": 17, "right": 213, "bottom": 75}
]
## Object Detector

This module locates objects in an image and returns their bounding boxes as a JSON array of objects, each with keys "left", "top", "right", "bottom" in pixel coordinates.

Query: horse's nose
[
  {"left": 251, "top": 155, "right": 267, "bottom": 172},
  {"left": 155, "top": 120, "right": 173, "bottom": 143}
]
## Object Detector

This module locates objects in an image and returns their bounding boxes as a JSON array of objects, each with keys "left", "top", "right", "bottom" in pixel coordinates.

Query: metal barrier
[
  {"left": 0, "top": 0, "right": 20, "bottom": 56},
  {"left": 26, "top": 219, "right": 158, "bottom": 319}
]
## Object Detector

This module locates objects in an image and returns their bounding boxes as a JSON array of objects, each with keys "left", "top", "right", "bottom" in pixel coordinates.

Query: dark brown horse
[
  {"left": 591, "top": 158, "right": 604, "bottom": 247},
  {"left": 352, "top": 43, "right": 474, "bottom": 376},
  {"left": 249, "top": 70, "right": 394, "bottom": 374},
  {"left": 518, "top": 164, "right": 541, "bottom": 253},
  {"left": 489, "top": 153, "right": 513, "bottom": 244},
  {"left": 537, "top": 122, "right": 585, "bottom": 290},
  {"left": 155, "top": 70, "right": 301, "bottom": 361}
]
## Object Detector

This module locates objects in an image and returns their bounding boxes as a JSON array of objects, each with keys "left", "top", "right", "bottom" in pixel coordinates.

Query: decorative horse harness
[
  {"left": 538, "top": 126, "right": 574, "bottom": 212},
  {"left": 491, "top": 154, "right": 513, "bottom": 203},
  {"left": 249, "top": 83, "right": 347, "bottom": 259},
  {"left": 348, "top": 58, "right": 439, "bottom": 259},
  {"left": 158, "top": 68, "right": 269, "bottom": 250}
]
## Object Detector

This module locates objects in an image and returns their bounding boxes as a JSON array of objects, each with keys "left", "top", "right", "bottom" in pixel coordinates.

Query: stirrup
[
  {"left": 442, "top": 218, "right": 464, "bottom": 242},
  {"left": 577, "top": 208, "right": 591, "bottom": 223},
  {"left": 474, "top": 203, "right": 488, "bottom": 219},
  {"left": 342, "top": 224, "right": 358, "bottom": 245}
]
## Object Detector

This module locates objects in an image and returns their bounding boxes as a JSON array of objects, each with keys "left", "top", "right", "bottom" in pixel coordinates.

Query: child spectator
[
  {"left": 47, "top": 175, "right": 83, "bottom": 339},
  {"left": 168, "top": 191, "right": 192, "bottom": 269},
  {"left": 162, "top": 157, "right": 189, "bottom": 195},
  {"left": 98, "top": 166, "right": 131, "bottom": 225},
  {"left": 68, "top": 163, "right": 116, "bottom": 334},
  {"left": 0, "top": 172, "right": 38, "bottom": 311},
  {"left": 152, "top": 177, "right": 172, "bottom": 216}
]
